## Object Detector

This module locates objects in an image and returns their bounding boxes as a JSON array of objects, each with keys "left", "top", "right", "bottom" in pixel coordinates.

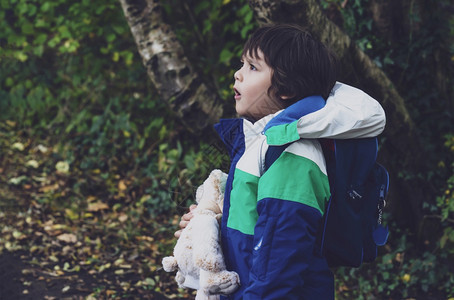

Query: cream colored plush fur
[{"left": 162, "top": 170, "right": 240, "bottom": 300}]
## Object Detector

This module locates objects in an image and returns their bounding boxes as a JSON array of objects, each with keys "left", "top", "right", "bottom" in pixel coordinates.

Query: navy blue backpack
[{"left": 265, "top": 138, "right": 389, "bottom": 268}]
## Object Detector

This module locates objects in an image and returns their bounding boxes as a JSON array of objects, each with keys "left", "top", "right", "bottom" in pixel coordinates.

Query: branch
[{"left": 118, "top": 0, "right": 223, "bottom": 132}]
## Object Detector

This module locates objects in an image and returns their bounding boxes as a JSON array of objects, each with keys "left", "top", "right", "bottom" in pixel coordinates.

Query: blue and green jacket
[{"left": 214, "top": 83, "right": 386, "bottom": 299}]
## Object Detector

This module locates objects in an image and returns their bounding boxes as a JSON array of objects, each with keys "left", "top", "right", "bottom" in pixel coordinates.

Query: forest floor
[{"left": 0, "top": 123, "right": 194, "bottom": 299}]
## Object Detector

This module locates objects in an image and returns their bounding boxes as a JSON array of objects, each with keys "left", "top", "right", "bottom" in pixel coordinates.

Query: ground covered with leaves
[
  {"left": 1, "top": 123, "right": 453, "bottom": 300},
  {"left": 0, "top": 122, "right": 194, "bottom": 299}
]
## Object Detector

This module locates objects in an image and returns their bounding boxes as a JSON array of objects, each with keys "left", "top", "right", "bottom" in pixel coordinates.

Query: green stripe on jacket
[
  {"left": 258, "top": 152, "right": 330, "bottom": 215},
  {"left": 227, "top": 168, "right": 259, "bottom": 235}
]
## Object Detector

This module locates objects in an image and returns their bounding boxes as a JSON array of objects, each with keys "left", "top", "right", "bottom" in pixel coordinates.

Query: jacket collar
[
  {"left": 214, "top": 95, "right": 325, "bottom": 153},
  {"left": 264, "top": 95, "right": 325, "bottom": 145}
]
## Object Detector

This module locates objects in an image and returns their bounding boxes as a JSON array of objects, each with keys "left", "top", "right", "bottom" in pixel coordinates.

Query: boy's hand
[{"left": 174, "top": 204, "right": 197, "bottom": 238}]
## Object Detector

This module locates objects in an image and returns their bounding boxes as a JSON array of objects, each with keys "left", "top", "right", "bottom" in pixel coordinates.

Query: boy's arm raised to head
[{"left": 297, "top": 82, "right": 386, "bottom": 139}]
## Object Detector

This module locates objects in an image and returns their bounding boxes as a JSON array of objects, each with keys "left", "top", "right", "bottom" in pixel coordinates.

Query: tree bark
[
  {"left": 118, "top": 0, "right": 223, "bottom": 133},
  {"left": 248, "top": 0, "right": 429, "bottom": 234}
]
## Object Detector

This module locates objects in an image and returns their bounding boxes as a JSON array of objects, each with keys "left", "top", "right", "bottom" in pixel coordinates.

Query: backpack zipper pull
[
  {"left": 348, "top": 189, "right": 362, "bottom": 200},
  {"left": 377, "top": 184, "right": 386, "bottom": 225}
]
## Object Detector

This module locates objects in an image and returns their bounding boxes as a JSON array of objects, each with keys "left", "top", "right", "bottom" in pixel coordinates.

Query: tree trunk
[
  {"left": 248, "top": 0, "right": 429, "bottom": 235},
  {"left": 118, "top": 0, "right": 223, "bottom": 133}
]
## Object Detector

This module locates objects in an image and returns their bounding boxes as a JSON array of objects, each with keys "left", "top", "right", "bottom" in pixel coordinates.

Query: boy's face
[{"left": 233, "top": 50, "right": 284, "bottom": 121}]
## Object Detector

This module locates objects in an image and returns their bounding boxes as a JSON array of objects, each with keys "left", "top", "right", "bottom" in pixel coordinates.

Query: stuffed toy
[{"left": 162, "top": 169, "right": 240, "bottom": 300}]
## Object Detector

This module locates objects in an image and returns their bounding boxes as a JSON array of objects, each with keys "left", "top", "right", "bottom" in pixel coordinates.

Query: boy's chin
[{"left": 236, "top": 107, "right": 265, "bottom": 122}]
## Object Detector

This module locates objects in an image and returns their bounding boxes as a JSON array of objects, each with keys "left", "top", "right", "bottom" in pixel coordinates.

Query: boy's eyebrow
[{"left": 243, "top": 56, "right": 262, "bottom": 67}]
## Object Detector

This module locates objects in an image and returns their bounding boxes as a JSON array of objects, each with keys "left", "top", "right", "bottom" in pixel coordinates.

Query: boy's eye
[{"left": 249, "top": 64, "right": 257, "bottom": 71}]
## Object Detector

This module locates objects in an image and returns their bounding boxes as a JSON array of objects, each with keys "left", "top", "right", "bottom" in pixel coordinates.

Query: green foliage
[
  {"left": 1, "top": 0, "right": 138, "bottom": 132},
  {"left": 0, "top": 0, "right": 254, "bottom": 219},
  {"left": 436, "top": 135, "right": 454, "bottom": 257},
  {"left": 336, "top": 225, "right": 454, "bottom": 299}
]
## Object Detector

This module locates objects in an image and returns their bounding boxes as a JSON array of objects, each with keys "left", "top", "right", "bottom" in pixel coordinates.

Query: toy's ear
[
  {"left": 195, "top": 185, "right": 204, "bottom": 204},
  {"left": 216, "top": 171, "right": 228, "bottom": 213}
]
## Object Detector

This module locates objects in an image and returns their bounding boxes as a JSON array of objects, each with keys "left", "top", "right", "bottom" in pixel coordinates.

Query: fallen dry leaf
[
  {"left": 39, "top": 183, "right": 59, "bottom": 193},
  {"left": 118, "top": 214, "right": 128, "bottom": 222},
  {"left": 57, "top": 233, "right": 77, "bottom": 243},
  {"left": 118, "top": 180, "right": 127, "bottom": 191},
  {"left": 87, "top": 201, "right": 109, "bottom": 212}
]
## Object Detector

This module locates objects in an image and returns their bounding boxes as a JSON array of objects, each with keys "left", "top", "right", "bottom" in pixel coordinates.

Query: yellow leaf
[
  {"left": 39, "top": 183, "right": 59, "bottom": 193},
  {"left": 87, "top": 201, "right": 109, "bottom": 212},
  {"left": 136, "top": 236, "right": 154, "bottom": 242},
  {"left": 12, "top": 142, "right": 24, "bottom": 151},
  {"left": 98, "top": 263, "right": 111, "bottom": 273},
  {"left": 86, "top": 195, "right": 97, "bottom": 202},
  {"left": 55, "top": 161, "right": 70, "bottom": 173},
  {"left": 119, "top": 264, "right": 132, "bottom": 269},
  {"left": 6, "top": 120, "right": 16, "bottom": 127},
  {"left": 118, "top": 180, "right": 127, "bottom": 191},
  {"left": 26, "top": 160, "right": 39, "bottom": 168},
  {"left": 12, "top": 231, "right": 24, "bottom": 239},
  {"left": 65, "top": 208, "right": 79, "bottom": 220},
  {"left": 112, "top": 52, "right": 120, "bottom": 62},
  {"left": 401, "top": 273, "right": 411, "bottom": 283},
  {"left": 36, "top": 144, "right": 48, "bottom": 153},
  {"left": 49, "top": 255, "right": 59, "bottom": 262}
]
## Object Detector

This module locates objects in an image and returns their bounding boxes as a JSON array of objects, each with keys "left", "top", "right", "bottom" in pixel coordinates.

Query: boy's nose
[{"left": 234, "top": 70, "right": 242, "bottom": 82}]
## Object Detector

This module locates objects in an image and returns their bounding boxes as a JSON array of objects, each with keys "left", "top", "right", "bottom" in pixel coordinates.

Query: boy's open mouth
[{"left": 234, "top": 88, "right": 241, "bottom": 99}]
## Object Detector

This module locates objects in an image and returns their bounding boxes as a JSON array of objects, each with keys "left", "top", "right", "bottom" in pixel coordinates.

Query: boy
[{"left": 177, "top": 24, "right": 385, "bottom": 299}]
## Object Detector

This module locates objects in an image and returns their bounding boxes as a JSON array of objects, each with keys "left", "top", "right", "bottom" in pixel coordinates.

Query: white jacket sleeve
[{"left": 297, "top": 82, "right": 386, "bottom": 139}]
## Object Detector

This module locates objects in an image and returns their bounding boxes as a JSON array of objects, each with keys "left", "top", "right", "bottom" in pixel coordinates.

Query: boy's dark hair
[{"left": 242, "top": 24, "right": 337, "bottom": 104}]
